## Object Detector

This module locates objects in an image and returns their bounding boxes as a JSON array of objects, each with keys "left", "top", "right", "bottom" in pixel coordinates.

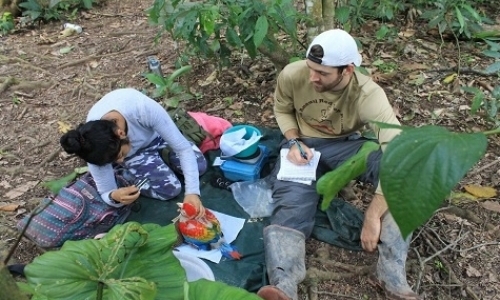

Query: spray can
[
  {"left": 147, "top": 56, "right": 164, "bottom": 77},
  {"left": 63, "top": 23, "right": 83, "bottom": 34}
]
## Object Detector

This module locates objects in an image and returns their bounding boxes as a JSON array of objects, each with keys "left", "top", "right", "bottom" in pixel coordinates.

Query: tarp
[{"left": 126, "top": 126, "right": 364, "bottom": 292}]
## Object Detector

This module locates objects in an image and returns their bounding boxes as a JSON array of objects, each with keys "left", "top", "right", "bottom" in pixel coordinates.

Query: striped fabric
[{"left": 17, "top": 169, "right": 134, "bottom": 248}]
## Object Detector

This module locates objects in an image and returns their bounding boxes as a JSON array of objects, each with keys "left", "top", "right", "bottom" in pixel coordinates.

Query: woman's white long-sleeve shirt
[{"left": 86, "top": 88, "right": 200, "bottom": 206}]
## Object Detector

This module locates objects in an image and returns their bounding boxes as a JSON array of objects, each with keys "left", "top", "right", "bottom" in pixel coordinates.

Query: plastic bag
[{"left": 229, "top": 178, "right": 274, "bottom": 218}]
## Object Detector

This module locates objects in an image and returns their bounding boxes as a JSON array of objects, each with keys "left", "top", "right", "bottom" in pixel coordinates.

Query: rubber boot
[
  {"left": 257, "top": 225, "right": 306, "bottom": 300},
  {"left": 374, "top": 213, "right": 422, "bottom": 300}
]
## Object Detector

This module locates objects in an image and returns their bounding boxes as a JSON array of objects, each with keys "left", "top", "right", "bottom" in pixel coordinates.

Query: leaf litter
[{"left": 0, "top": 1, "right": 499, "bottom": 299}]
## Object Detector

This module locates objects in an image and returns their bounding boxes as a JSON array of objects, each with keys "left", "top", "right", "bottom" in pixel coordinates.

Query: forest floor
[{"left": 1, "top": 0, "right": 500, "bottom": 299}]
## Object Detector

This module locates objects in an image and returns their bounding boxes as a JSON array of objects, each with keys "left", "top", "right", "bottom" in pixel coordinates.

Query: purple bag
[{"left": 17, "top": 169, "right": 135, "bottom": 248}]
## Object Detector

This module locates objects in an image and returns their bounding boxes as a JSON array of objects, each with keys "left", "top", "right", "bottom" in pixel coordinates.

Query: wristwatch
[
  {"left": 287, "top": 138, "right": 302, "bottom": 147},
  {"left": 108, "top": 192, "right": 120, "bottom": 204}
]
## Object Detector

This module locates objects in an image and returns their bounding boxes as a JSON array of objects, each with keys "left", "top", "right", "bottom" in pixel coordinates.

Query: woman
[{"left": 60, "top": 88, "right": 207, "bottom": 215}]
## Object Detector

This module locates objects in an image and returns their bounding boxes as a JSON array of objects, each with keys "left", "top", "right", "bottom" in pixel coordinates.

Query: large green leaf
[
  {"left": 317, "top": 141, "right": 380, "bottom": 211},
  {"left": 486, "top": 61, "right": 500, "bottom": 74},
  {"left": 41, "top": 171, "right": 78, "bottom": 194},
  {"left": 41, "top": 167, "right": 89, "bottom": 194},
  {"left": 253, "top": 16, "right": 268, "bottom": 47},
  {"left": 380, "top": 126, "right": 487, "bottom": 238},
  {"left": 24, "top": 222, "right": 185, "bottom": 300},
  {"left": 188, "top": 279, "right": 262, "bottom": 300}
]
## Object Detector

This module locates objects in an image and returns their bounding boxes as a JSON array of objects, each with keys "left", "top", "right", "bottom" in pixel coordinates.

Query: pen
[{"left": 296, "top": 141, "right": 308, "bottom": 160}]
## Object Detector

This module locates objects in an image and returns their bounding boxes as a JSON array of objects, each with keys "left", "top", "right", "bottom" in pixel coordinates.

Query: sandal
[
  {"left": 210, "top": 176, "right": 233, "bottom": 190},
  {"left": 367, "top": 274, "right": 423, "bottom": 300}
]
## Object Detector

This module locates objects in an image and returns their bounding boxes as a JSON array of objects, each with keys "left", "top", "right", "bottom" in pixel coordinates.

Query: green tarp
[{"left": 126, "top": 126, "right": 364, "bottom": 292}]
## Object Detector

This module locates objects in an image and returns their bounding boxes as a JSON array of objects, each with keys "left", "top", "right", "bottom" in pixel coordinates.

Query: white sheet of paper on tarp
[{"left": 174, "top": 210, "right": 245, "bottom": 263}]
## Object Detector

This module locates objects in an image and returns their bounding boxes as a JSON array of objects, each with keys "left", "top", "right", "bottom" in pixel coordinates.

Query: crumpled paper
[{"left": 219, "top": 127, "right": 261, "bottom": 157}]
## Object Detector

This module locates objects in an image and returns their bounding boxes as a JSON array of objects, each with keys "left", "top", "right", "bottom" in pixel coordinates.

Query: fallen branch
[
  {"left": 316, "top": 290, "right": 359, "bottom": 299},
  {"left": 13, "top": 91, "right": 35, "bottom": 98},
  {"left": 427, "top": 67, "right": 496, "bottom": 77},
  {"left": 58, "top": 55, "right": 97, "bottom": 69},
  {"left": 421, "top": 232, "right": 469, "bottom": 264},
  {"left": 58, "top": 45, "right": 150, "bottom": 69},
  {"left": 309, "top": 258, "right": 373, "bottom": 274},
  {"left": 441, "top": 205, "right": 499, "bottom": 236},
  {"left": 412, "top": 248, "right": 425, "bottom": 293},
  {"left": 107, "top": 31, "right": 151, "bottom": 36},
  {"left": 38, "top": 149, "right": 60, "bottom": 167},
  {"left": 0, "top": 77, "right": 17, "bottom": 94},
  {"left": 306, "top": 267, "right": 361, "bottom": 282},
  {"left": 0, "top": 55, "right": 53, "bottom": 76},
  {"left": 28, "top": 141, "right": 51, "bottom": 153},
  {"left": 469, "top": 157, "right": 500, "bottom": 175},
  {"left": 13, "top": 81, "right": 53, "bottom": 93},
  {"left": 476, "top": 80, "right": 494, "bottom": 93}
]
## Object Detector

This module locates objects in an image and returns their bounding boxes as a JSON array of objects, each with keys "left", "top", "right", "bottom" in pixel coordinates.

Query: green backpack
[{"left": 167, "top": 106, "right": 211, "bottom": 146}]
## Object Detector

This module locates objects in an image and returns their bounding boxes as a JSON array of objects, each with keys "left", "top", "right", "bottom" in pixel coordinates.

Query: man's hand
[
  {"left": 286, "top": 141, "right": 314, "bottom": 165},
  {"left": 111, "top": 186, "right": 140, "bottom": 205},
  {"left": 361, "top": 193, "right": 388, "bottom": 252},
  {"left": 183, "top": 194, "right": 205, "bottom": 218},
  {"left": 361, "top": 216, "right": 381, "bottom": 252}
]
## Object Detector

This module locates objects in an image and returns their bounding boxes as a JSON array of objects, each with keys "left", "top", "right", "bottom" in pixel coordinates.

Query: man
[{"left": 257, "top": 29, "right": 422, "bottom": 300}]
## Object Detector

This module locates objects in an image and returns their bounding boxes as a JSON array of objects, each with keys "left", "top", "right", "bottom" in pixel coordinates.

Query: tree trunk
[
  {"left": 258, "top": 34, "right": 292, "bottom": 72},
  {"left": 304, "top": 0, "right": 323, "bottom": 43},
  {"left": 0, "top": 263, "right": 28, "bottom": 300},
  {"left": 304, "top": 0, "right": 343, "bottom": 42},
  {"left": 322, "top": 0, "right": 335, "bottom": 30},
  {"left": 0, "top": 0, "right": 22, "bottom": 17}
]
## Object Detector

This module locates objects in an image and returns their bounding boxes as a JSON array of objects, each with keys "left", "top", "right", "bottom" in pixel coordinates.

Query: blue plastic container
[
  {"left": 223, "top": 125, "right": 262, "bottom": 158},
  {"left": 220, "top": 144, "right": 269, "bottom": 181}
]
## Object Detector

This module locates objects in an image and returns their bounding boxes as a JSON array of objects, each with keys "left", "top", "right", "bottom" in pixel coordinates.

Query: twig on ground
[
  {"left": 0, "top": 77, "right": 17, "bottom": 94},
  {"left": 28, "top": 141, "right": 51, "bottom": 153},
  {"left": 58, "top": 45, "right": 149, "bottom": 69},
  {"left": 0, "top": 55, "right": 54, "bottom": 76},
  {"left": 306, "top": 268, "right": 361, "bottom": 281},
  {"left": 316, "top": 290, "right": 360, "bottom": 299},
  {"left": 107, "top": 31, "right": 151, "bottom": 36},
  {"left": 309, "top": 258, "right": 373, "bottom": 274},
  {"left": 307, "top": 281, "right": 318, "bottom": 300},
  {"left": 16, "top": 107, "right": 29, "bottom": 120},
  {"left": 458, "top": 241, "right": 500, "bottom": 254},
  {"left": 422, "top": 231, "right": 480, "bottom": 300},
  {"left": 38, "top": 149, "right": 60, "bottom": 167},
  {"left": 58, "top": 55, "right": 97, "bottom": 69},
  {"left": 441, "top": 206, "right": 499, "bottom": 235},
  {"left": 412, "top": 248, "right": 424, "bottom": 293},
  {"left": 476, "top": 80, "right": 494, "bottom": 93},
  {"left": 422, "top": 232, "right": 469, "bottom": 265},
  {"left": 427, "top": 67, "right": 496, "bottom": 77},
  {"left": 12, "top": 81, "right": 53, "bottom": 93},
  {"left": 135, "top": 49, "right": 159, "bottom": 58},
  {"left": 469, "top": 157, "right": 500, "bottom": 175},
  {"left": 13, "top": 91, "right": 34, "bottom": 98}
]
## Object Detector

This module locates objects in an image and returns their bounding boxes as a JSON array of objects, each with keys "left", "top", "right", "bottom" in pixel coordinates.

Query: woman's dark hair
[
  {"left": 309, "top": 44, "right": 347, "bottom": 74},
  {"left": 60, "top": 120, "right": 128, "bottom": 166}
]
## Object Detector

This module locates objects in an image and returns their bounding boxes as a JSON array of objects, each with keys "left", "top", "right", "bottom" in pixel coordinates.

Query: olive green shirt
[{"left": 274, "top": 60, "right": 401, "bottom": 194}]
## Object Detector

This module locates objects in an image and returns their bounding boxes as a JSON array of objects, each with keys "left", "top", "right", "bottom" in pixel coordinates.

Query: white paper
[
  {"left": 220, "top": 127, "right": 261, "bottom": 156},
  {"left": 277, "top": 148, "right": 321, "bottom": 183},
  {"left": 175, "top": 210, "right": 246, "bottom": 263},
  {"left": 212, "top": 157, "right": 224, "bottom": 166}
]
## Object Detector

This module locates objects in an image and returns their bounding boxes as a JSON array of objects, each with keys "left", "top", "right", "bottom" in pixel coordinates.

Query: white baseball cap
[{"left": 306, "top": 29, "right": 362, "bottom": 67}]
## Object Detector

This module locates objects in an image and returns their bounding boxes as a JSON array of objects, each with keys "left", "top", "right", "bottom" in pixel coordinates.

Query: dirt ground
[{"left": 1, "top": 0, "right": 500, "bottom": 299}]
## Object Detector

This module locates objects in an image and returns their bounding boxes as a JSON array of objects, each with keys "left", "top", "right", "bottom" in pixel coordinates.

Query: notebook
[{"left": 276, "top": 148, "right": 321, "bottom": 184}]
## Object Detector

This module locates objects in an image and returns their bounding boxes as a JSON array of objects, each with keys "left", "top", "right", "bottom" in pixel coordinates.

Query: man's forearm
[
  {"left": 366, "top": 194, "right": 388, "bottom": 220},
  {"left": 283, "top": 129, "right": 301, "bottom": 141}
]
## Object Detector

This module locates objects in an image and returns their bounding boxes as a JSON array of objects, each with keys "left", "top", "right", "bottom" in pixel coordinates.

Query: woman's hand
[
  {"left": 183, "top": 194, "right": 205, "bottom": 218},
  {"left": 110, "top": 186, "right": 140, "bottom": 205}
]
